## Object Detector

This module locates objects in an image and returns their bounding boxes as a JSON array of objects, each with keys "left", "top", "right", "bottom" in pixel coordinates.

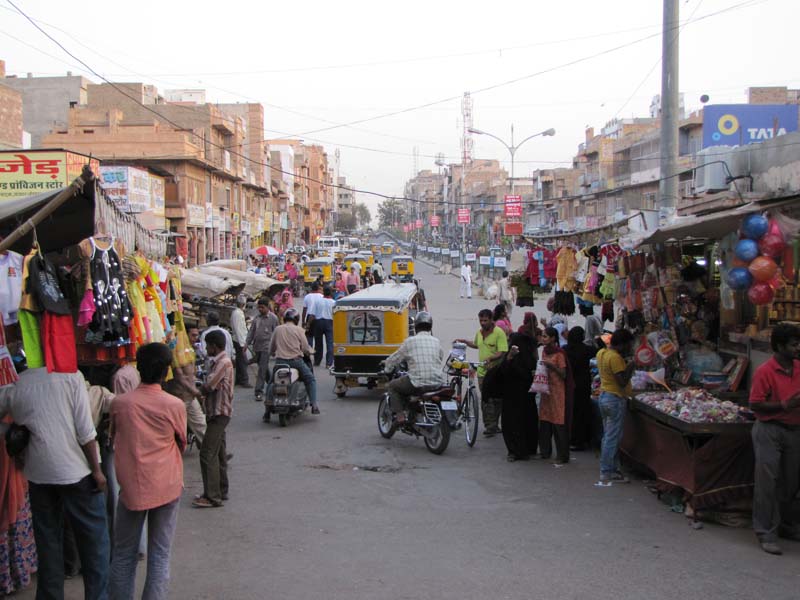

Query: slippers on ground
[{"left": 192, "top": 497, "right": 223, "bottom": 508}]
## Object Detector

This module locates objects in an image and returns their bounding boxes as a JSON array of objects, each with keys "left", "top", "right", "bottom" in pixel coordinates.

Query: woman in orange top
[{"left": 538, "top": 327, "right": 574, "bottom": 465}]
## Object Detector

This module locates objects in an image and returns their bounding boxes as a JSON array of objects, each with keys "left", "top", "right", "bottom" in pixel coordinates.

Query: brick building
[{"left": 0, "top": 61, "right": 23, "bottom": 150}]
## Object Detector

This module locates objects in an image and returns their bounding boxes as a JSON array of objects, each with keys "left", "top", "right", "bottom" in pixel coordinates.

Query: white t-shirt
[
  {"left": 303, "top": 292, "right": 324, "bottom": 318},
  {"left": 318, "top": 297, "right": 335, "bottom": 320},
  {"left": 0, "top": 251, "right": 23, "bottom": 325}
]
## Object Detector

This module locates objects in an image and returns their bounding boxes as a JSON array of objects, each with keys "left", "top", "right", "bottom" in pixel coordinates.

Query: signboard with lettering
[
  {"left": 494, "top": 256, "right": 507, "bottom": 268},
  {"left": 150, "top": 175, "right": 165, "bottom": 217},
  {"left": 0, "top": 150, "right": 99, "bottom": 201},
  {"left": 465, "top": 253, "right": 476, "bottom": 262},
  {"left": 457, "top": 208, "right": 471, "bottom": 224},
  {"left": 504, "top": 222, "right": 524, "bottom": 236},
  {"left": 403, "top": 225, "right": 409, "bottom": 232},
  {"left": 187, "top": 204, "right": 205, "bottom": 227},
  {"left": 504, "top": 194, "right": 523, "bottom": 217},
  {"left": 702, "top": 104, "right": 798, "bottom": 148},
  {"left": 415, "top": 219, "right": 423, "bottom": 229},
  {"left": 205, "top": 202, "right": 214, "bottom": 228},
  {"left": 430, "top": 215, "right": 440, "bottom": 227},
  {"left": 450, "top": 250, "right": 459, "bottom": 258},
  {"left": 479, "top": 256, "right": 491, "bottom": 265}
]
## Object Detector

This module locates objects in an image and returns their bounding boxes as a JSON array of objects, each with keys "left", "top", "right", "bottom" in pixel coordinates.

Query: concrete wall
[
  {"left": 0, "top": 82, "right": 22, "bottom": 149},
  {"left": 3, "top": 74, "right": 90, "bottom": 147}
]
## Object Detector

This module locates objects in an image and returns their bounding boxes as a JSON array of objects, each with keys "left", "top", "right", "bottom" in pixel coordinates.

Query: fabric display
[
  {"left": 0, "top": 315, "right": 19, "bottom": 386},
  {"left": 0, "top": 251, "right": 23, "bottom": 325},
  {"left": 552, "top": 290, "right": 575, "bottom": 316},
  {"left": 85, "top": 236, "right": 132, "bottom": 346},
  {"left": 555, "top": 246, "right": 578, "bottom": 292}
]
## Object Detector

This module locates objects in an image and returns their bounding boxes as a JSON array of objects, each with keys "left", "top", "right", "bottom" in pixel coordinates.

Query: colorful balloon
[
  {"left": 741, "top": 214, "right": 769, "bottom": 240},
  {"left": 758, "top": 233, "right": 786, "bottom": 258},
  {"left": 748, "top": 256, "right": 778, "bottom": 282},
  {"left": 734, "top": 238, "right": 759, "bottom": 262},
  {"left": 726, "top": 267, "right": 753, "bottom": 290},
  {"left": 768, "top": 272, "right": 785, "bottom": 290},
  {"left": 747, "top": 282, "right": 775, "bottom": 306}
]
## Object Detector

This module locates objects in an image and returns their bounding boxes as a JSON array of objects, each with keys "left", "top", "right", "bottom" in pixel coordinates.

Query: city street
[{"left": 48, "top": 260, "right": 797, "bottom": 600}]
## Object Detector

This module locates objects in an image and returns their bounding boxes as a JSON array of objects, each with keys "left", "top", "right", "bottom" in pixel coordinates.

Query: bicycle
[{"left": 444, "top": 356, "right": 482, "bottom": 447}]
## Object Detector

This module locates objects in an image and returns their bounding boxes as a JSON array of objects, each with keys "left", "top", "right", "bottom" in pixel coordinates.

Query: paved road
[{"left": 45, "top": 260, "right": 797, "bottom": 599}]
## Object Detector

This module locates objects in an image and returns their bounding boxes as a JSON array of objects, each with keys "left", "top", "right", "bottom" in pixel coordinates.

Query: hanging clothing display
[
  {"left": 86, "top": 236, "right": 132, "bottom": 346},
  {"left": 0, "top": 315, "right": 18, "bottom": 386},
  {"left": 556, "top": 246, "right": 578, "bottom": 292},
  {"left": 17, "top": 311, "right": 44, "bottom": 369},
  {"left": 43, "top": 312, "right": 77, "bottom": 373},
  {"left": 0, "top": 251, "right": 23, "bottom": 326}
]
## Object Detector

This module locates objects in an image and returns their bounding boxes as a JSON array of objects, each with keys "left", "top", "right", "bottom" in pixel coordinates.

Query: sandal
[{"left": 192, "top": 497, "right": 223, "bottom": 508}]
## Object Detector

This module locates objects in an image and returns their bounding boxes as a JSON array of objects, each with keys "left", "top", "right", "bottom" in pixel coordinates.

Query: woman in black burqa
[
  {"left": 565, "top": 326, "right": 597, "bottom": 451},
  {"left": 498, "top": 312, "right": 541, "bottom": 461}
]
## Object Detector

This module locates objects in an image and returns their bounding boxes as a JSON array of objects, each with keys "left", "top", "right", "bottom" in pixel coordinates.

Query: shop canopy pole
[{"left": 0, "top": 165, "right": 92, "bottom": 255}]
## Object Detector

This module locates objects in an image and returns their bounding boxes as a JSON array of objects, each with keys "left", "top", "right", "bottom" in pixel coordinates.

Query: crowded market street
[{"left": 21, "top": 259, "right": 797, "bottom": 600}]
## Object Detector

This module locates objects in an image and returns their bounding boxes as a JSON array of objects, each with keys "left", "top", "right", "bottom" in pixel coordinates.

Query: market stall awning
[
  {"left": 638, "top": 197, "right": 800, "bottom": 246},
  {"left": 0, "top": 186, "right": 95, "bottom": 254},
  {"left": 180, "top": 269, "right": 246, "bottom": 299},
  {"left": 196, "top": 264, "right": 288, "bottom": 297}
]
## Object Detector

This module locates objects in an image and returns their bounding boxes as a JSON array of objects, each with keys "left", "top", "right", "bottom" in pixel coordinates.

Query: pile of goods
[{"left": 637, "top": 388, "right": 752, "bottom": 424}]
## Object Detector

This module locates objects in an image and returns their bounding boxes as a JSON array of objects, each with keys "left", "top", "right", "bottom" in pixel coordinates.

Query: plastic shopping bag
[{"left": 529, "top": 361, "right": 550, "bottom": 394}]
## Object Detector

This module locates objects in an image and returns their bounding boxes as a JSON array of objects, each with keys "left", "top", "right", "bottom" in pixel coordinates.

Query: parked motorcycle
[
  {"left": 263, "top": 361, "right": 310, "bottom": 427},
  {"left": 377, "top": 369, "right": 457, "bottom": 455}
]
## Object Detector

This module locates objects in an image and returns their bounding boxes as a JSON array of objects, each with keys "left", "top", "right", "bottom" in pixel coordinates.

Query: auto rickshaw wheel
[
  {"left": 279, "top": 414, "right": 288, "bottom": 427},
  {"left": 334, "top": 378, "right": 348, "bottom": 397}
]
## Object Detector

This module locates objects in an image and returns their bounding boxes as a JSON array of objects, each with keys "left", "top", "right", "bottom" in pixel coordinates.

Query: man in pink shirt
[{"left": 109, "top": 343, "right": 187, "bottom": 599}]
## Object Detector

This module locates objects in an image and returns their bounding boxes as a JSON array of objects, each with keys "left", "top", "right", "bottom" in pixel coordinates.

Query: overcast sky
[{"left": 2, "top": 0, "right": 796, "bottom": 218}]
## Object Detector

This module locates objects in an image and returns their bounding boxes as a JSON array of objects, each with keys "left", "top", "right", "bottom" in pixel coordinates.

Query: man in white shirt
[
  {"left": 0, "top": 368, "right": 109, "bottom": 598},
  {"left": 498, "top": 270, "right": 516, "bottom": 315},
  {"left": 302, "top": 282, "right": 324, "bottom": 347},
  {"left": 230, "top": 296, "right": 252, "bottom": 388},
  {"left": 460, "top": 263, "right": 472, "bottom": 299},
  {"left": 313, "top": 286, "right": 336, "bottom": 368},
  {"left": 199, "top": 311, "right": 234, "bottom": 372}
]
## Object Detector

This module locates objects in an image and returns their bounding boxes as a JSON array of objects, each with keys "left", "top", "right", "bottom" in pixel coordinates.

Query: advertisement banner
[
  {"left": 479, "top": 256, "right": 491, "bottom": 265},
  {"left": 403, "top": 225, "right": 409, "bottom": 232},
  {"left": 205, "top": 202, "right": 214, "bottom": 228},
  {"left": 0, "top": 150, "right": 99, "bottom": 201},
  {"left": 232, "top": 213, "right": 240, "bottom": 232},
  {"left": 430, "top": 215, "right": 440, "bottom": 227},
  {"left": 457, "top": 208, "right": 471, "bottom": 224},
  {"left": 449, "top": 250, "right": 459, "bottom": 258},
  {"left": 504, "top": 222, "right": 524, "bottom": 236},
  {"left": 415, "top": 219, "right": 423, "bottom": 229},
  {"left": 150, "top": 175, "right": 165, "bottom": 217},
  {"left": 465, "top": 253, "right": 476, "bottom": 262},
  {"left": 494, "top": 256, "right": 507, "bottom": 268},
  {"left": 187, "top": 204, "right": 205, "bottom": 227},
  {"left": 504, "top": 194, "right": 523, "bottom": 217},
  {"left": 99, "top": 166, "right": 129, "bottom": 209},
  {"left": 127, "top": 167, "right": 151, "bottom": 213},
  {"left": 241, "top": 219, "right": 250, "bottom": 235},
  {"left": 702, "top": 104, "right": 798, "bottom": 148}
]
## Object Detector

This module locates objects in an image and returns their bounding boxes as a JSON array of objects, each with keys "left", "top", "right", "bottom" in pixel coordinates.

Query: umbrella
[{"left": 251, "top": 245, "right": 281, "bottom": 257}]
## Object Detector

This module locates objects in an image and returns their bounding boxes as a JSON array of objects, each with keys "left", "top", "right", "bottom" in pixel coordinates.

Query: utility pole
[{"left": 658, "top": 0, "right": 679, "bottom": 222}]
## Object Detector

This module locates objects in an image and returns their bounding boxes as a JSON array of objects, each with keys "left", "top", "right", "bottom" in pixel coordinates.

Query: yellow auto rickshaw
[
  {"left": 303, "top": 256, "right": 334, "bottom": 290},
  {"left": 370, "top": 243, "right": 382, "bottom": 256},
  {"left": 357, "top": 250, "right": 375, "bottom": 267},
  {"left": 382, "top": 242, "right": 394, "bottom": 256},
  {"left": 390, "top": 255, "right": 415, "bottom": 282},
  {"left": 343, "top": 253, "right": 368, "bottom": 273},
  {"left": 331, "top": 283, "right": 419, "bottom": 397}
]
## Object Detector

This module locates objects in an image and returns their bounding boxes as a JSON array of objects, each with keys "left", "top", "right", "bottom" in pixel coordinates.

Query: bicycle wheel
[{"left": 464, "top": 387, "right": 479, "bottom": 447}]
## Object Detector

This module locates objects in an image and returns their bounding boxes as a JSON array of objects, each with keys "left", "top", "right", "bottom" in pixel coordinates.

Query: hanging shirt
[{"left": 0, "top": 251, "right": 24, "bottom": 325}]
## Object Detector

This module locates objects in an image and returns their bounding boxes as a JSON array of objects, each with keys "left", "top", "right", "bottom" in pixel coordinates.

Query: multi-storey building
[{"left": 0, "top": 62, "right": 23, "bottom": 150}]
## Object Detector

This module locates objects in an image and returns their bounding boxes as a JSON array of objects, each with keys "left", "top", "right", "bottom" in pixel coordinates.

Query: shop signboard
[
  {"left": 450, "top": 250, "right": 459, "bottom": 258},
  {"left": 241, "top": 219, "right": 250, "bottom": 234},
  {"left": 205, "top": 202, "right": 214, "bottom": 228},
  {"left": 494, "top": 256, "right": 507, "bottom": 268},
  {"left": 232, "top": 213, "right": 240, "bottom": 231},
  {"left": 0, "top": 150, "right": 99, "bottom": 201},
  {"left": 504, "top": 194, "right": 522, "bottom": 217},
  {"left": 479, "top": 256, "right": 491, "bottom": 265},
  {"left": 430, "top": 215, "right": 440, "bottom": 227},
  {"left": 150, "top": 175, "right": 165, "bottom": 217},
  {"left": 465, "top": 253, "right": 476, "bottom": 262},
  {"left": 127, "top": 167, "right": 151, "bottom": 213},
  {"left": 702, "top": 104, "right": 798, "bottom": 148},
  {"left": 415, "top": 219, "right": 423, "bottom": 229},
  {"left": 187, "top": 204, "right": 205, "bottom": 227},
  {"left": 504, "top": 222, "right": 524, "bottom": 236},
  {"left": 99, "top": 166, "right": 129, "bottom": 208},
  {"left": 457, "top": 208, "right": 471, "bottom": 224}
]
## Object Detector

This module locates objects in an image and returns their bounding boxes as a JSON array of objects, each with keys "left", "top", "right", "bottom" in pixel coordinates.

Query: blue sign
[{"left": 702, "top": 104, "right": 798, "bottom": 148}]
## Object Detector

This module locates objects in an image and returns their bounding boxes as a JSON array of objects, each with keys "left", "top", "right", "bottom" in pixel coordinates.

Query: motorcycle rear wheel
[
  {"left": 377, "top": 395, "right": 396, "bottom": 439},
  {"left": 424, "top": 421, "right": 450, "bottom": 455},
  {"left": 464, "top": 388, "right": 479, "bottom": 447}
]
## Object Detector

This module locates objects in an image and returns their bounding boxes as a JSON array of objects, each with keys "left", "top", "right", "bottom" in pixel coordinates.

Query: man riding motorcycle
[{"left": 384, "top": 311, "right": 446, "bottom": 423}]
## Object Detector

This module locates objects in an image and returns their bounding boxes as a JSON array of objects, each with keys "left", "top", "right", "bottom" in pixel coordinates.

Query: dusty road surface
[{"left": 35, "top": 259, "right": 797, "bottom": 600}]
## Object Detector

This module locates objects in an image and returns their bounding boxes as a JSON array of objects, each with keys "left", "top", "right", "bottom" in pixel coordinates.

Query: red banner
[
  {"left": 504, "top": 194, "right": 522, "bottom": 217},
  {"left": 403, "top": 225, "right": 409, "bottom": 232},
  {"left": 457, "top": 208, "right": 471, "bottom": 224},
  {"left": 504, "top": 222, "right": 524, "bottom": 236},
  {"left": 430, "top": 215, "right": 440, "bottom": 227},
  {"left": 415, "top": 219, "right": 423, "bottom": 229}
]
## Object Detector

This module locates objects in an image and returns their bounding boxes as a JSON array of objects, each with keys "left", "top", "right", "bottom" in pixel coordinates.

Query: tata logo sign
[{"left": 702, "top": 104, "right": 798, "bottom": 148}]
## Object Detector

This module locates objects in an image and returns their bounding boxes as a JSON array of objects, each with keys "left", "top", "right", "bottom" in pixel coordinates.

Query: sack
[
  {"left": 529, "top": 361, "right": 550, "bottom": 394},
  {"left": 5, "top": 424, "right": 30, "bottom": 458}
]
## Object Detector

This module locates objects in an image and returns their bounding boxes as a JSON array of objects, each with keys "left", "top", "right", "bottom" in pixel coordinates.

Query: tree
[
  {"left": 336, "top": 211, "right": 357, "bottom": 231},
  {"left": 354, "top": 203, "right": 371, "bottom": 228},
  {"left": 377, "top": 199, "right": 405, "bottom": 229}
]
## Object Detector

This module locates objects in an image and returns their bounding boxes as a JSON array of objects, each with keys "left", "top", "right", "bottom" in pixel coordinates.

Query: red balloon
[
  {"left": 748, "top": 282, "right": 775, "bottom": 305},
  {"left": 749, "top": 256, "right": 778, "bottom": 282},
  {"left": 731, "top": 257, "right": 750, "bottom": 268},
  {"left": 768, "top": 273, "right": 785, "bottom": 290},
  {"left": 759, "top": 233, "right": 786, "bottom": 258},
  {"left": 767, "top": 218, "right": 785, "bottom": 241}
]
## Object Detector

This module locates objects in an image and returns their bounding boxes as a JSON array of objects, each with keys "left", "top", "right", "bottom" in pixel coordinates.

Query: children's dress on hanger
[{"left": 87, "top": 236, "right": 132, "bottom": 345}]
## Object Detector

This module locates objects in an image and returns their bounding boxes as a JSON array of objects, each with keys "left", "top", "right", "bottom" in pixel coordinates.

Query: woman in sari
[
  {"left": 538, "top": 327, "right": 574, "bottom": 465},
  {"left": 493, "top": 304, "right": 512, "bottom": 336},
  {"left": 0, "top": 418, "right": 37, "bottom": 594},
  {"left": 498, "top": 312, "right": 540, "bottom": 461}
]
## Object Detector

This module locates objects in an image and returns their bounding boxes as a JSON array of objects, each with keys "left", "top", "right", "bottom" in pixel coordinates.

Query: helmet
[
  {"left": 284, "top": 308, "right": 300, "bottom": 323},
  {"left": 414, "top": 311, "right": 433, "bottom": 329}
]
